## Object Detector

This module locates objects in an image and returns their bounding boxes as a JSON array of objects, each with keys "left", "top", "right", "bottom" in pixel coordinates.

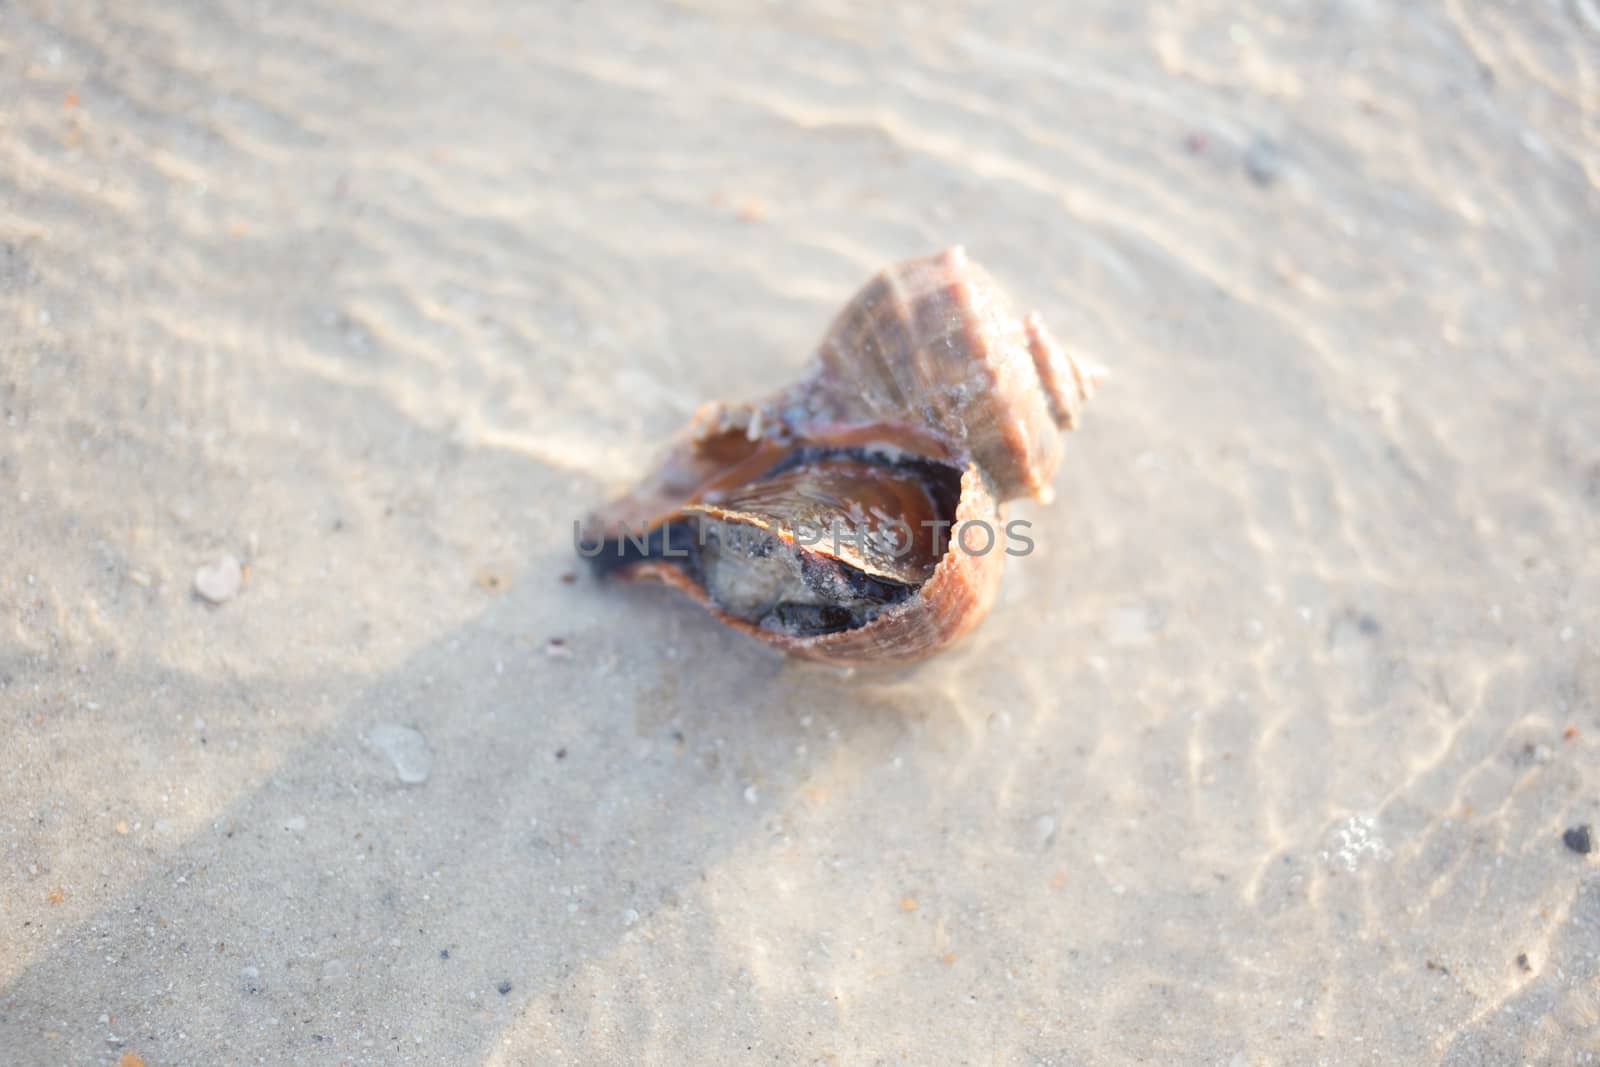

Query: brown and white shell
[{"left": 580, "top": 247, "right": 1099, "bottom": 666}]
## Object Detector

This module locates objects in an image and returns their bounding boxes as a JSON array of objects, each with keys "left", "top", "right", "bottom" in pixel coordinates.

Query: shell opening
[{"left": 587, "top": 448, "right": 965, "bottom": 638}]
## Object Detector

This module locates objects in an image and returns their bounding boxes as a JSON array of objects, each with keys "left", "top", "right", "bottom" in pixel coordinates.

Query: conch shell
[{"left": 580, "top": 247, "right": 1099, "bottom": 665}]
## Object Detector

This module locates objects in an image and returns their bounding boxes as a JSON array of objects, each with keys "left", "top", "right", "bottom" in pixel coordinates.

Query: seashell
[{"left": 579, "top": 246, "right": 1099, "bottom": 665}]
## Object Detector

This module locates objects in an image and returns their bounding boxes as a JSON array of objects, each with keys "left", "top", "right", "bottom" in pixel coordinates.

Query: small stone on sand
[
  {"left": 369, "top": 723, "right": 433, "bottom": 785},
  {"left": 1106, "top": 605, "right": 1154, "bottom": 646},
  {"left": 193, "top": 554, "right": 243, "bottom": 603},
  {"left": 1563, "top": 824, "right": 1592, "bottom": 855},
  {"left": 1243, "top": 135, "right": 1284, "bottom": 186}
]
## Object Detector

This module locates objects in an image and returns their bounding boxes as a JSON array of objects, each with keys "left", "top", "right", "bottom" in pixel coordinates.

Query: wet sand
[{"left": 2, "top": 1, "right": 1597, "bottom": 1063}]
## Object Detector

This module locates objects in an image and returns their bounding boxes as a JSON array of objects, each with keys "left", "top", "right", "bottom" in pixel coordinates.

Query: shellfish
[{"left": 580, "top": 247, "right": 1099, "bottom": 665}]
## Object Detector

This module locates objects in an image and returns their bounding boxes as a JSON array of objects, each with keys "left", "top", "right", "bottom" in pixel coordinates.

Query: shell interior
[{"left": 588, "top": 448, "right": 964, "bottom": 637}]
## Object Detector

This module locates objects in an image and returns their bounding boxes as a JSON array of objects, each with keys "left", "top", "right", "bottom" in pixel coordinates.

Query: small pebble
[
  {"left": 545, "top": 638, "right": 573, "bottom": 659},
  {"left": 497, "top": 980, "right": 512, "bottom": 995},
  {"left": 369, "top": 723, "right": 433, "bottom": 785},
  {"left": 193, "top": 554, "right": 243, "bottom": 604},
  {"left": 1106, "top": 605, "right": 1154, "bottom": 645},
  {"left": 1563, "top": 824, "right": 1592, "bottom": 855},
  {"left": 1243, "top": 135, "right": 1284, "bottom": 186}
]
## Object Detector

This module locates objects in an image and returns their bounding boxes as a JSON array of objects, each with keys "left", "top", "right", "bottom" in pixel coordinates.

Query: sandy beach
[{"left": 3, "top": 1, "right": 1597, "bottom": 1063}]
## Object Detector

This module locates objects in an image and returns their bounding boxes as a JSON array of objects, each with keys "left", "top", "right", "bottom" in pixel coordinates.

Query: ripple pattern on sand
[{"left": 1, "top": 0, "right": 1596, "bottom": 1062}]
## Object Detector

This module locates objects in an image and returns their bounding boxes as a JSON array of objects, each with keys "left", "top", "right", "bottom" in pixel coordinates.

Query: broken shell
[{"left": 581, "top": 247, "right": 1099, "bottom": 665}]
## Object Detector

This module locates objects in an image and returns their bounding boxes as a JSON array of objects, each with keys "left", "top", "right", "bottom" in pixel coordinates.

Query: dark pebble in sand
[
  {"left": 440, "top": 949, "right": 450, "bottom": 959},
  {"left": 1243, "top": 136, "right": 1284, "bottom": 186},
  {"left": 497, "top": 980, "right": 512, "bottom": 995},
  {"left": 1516, "top": 952, "right": 1531, "bottom": 972},
  {"left": 1563, "top": 824, "right": 1592, "bottom": 854}
]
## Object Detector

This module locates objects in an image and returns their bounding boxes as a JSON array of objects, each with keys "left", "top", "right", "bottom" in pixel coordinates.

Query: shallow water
[{"left": 2, "top": 1, "right": 1597, "bottom": 1063}]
